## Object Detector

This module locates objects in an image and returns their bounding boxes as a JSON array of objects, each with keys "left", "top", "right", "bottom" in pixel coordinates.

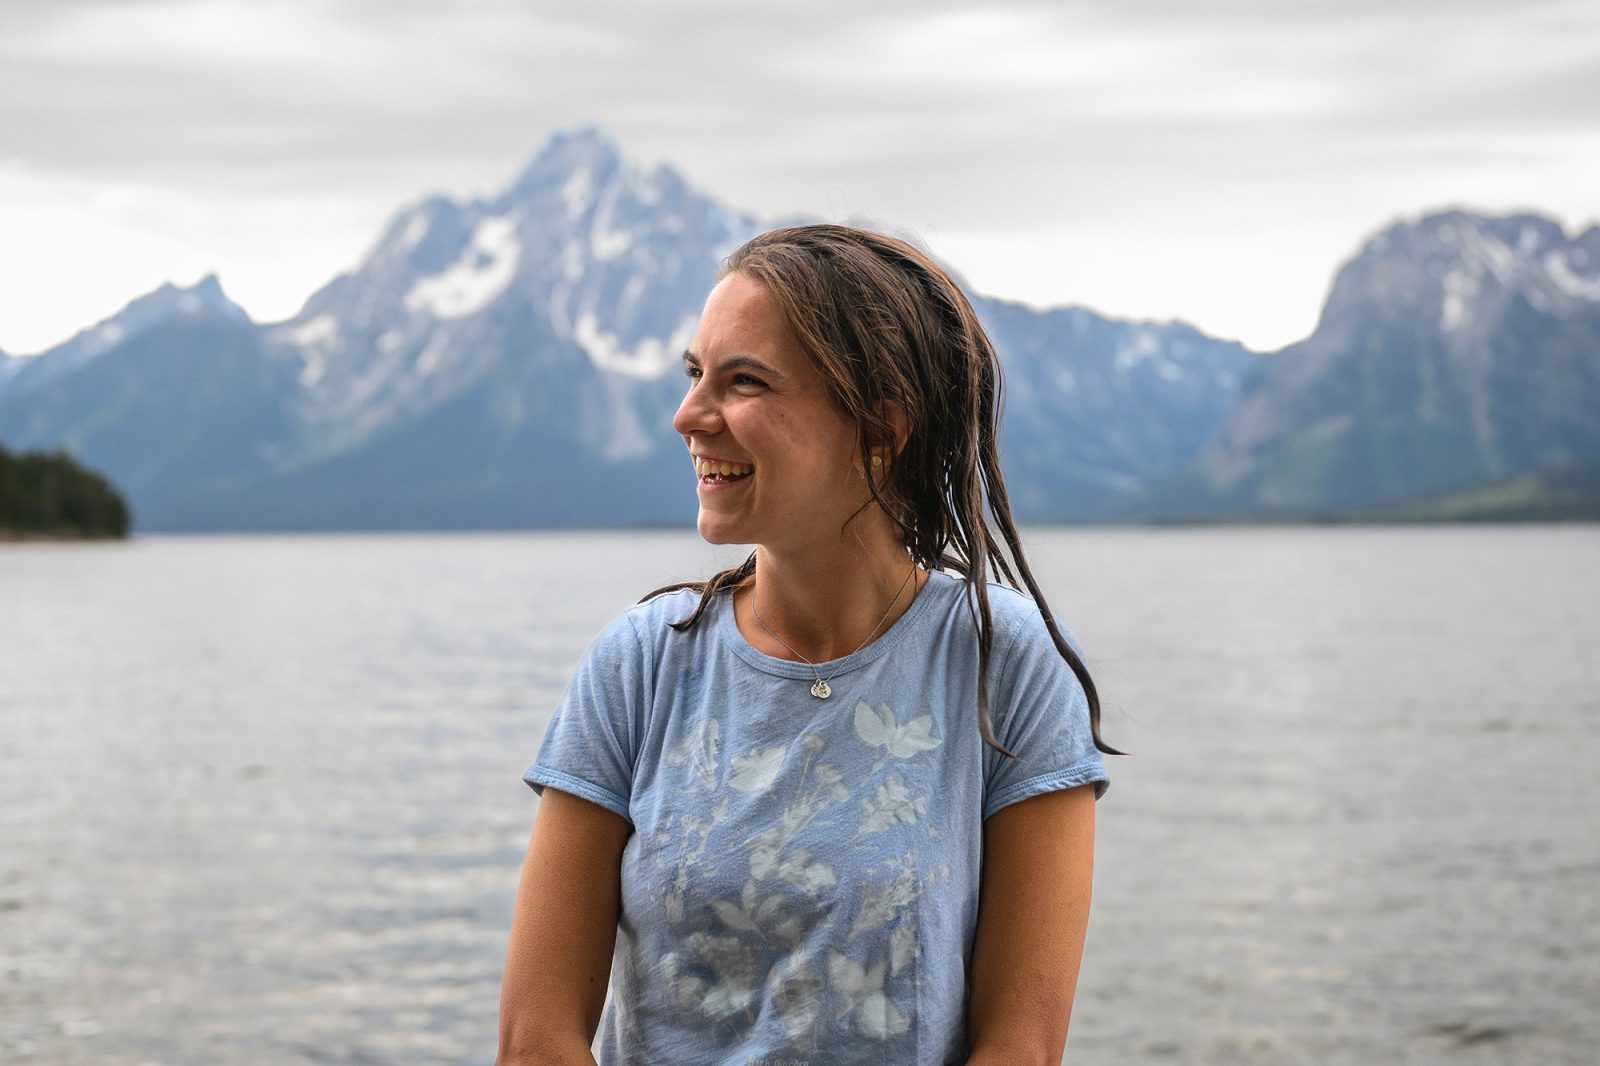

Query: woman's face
[{"left": 673, "top": 271, "right": 866, "bottom": 551}]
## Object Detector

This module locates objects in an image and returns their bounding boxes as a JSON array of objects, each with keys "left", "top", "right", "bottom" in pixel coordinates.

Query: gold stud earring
[{"left": 871, "top": 454, "right": 883, "bottom": 468}]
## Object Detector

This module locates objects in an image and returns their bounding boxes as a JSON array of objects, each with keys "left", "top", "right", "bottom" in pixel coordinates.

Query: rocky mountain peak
[
  {"left": 1, "top": 273, "right": 250, "bottom": 399},
  {"left": 1178, "top": 206, "right": 1600, "bottom": 516},
  {"left": 501, "top": 124, "right": 623, "bottom": 205},
  {"left": 261, "top": 127, "right": 761, "bottom": 465},
  {"left": 110, "top": 272, "right": 249, "bottom": 332},
  {"left": 1316, "top": 208, "right": 1600, "bottom": 343}
]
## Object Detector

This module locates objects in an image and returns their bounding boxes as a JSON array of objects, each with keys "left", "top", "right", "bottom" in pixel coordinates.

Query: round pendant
[{"left": 810, "top": 678, "right": 832, "bottom": 699}]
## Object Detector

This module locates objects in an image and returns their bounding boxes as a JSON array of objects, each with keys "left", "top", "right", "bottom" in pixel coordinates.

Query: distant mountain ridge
[
  {"left": 0, "top": 126, "right": 1594, "bottom": 530},
  {"left": 5, "top": 274, "right": 247, "bottom": 391},
  {"left": 1128, "top": 210, "right": 1600, "bottom": 518}
]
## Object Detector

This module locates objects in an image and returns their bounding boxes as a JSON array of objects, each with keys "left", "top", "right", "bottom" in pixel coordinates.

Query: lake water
[{"left": 1, "top": 526, "right": 1596, "bottom": 1064}]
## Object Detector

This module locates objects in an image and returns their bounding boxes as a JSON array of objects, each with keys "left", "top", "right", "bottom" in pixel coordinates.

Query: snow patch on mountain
[
  {"left": 1113, "top": 328, "right": 1184, "bottom": 381},
  {"left": 1440, "top": 270, "right": 1479, "bottom": 332},
  {"left": 1457, "top": 222, "right": 1519, "bottom": 285},
  {"left": 94, "top": 322, "right": 126, "bottom": 350},
  {"left": 1049, "top": 364, "right": 1078, "bottom": 394},
  {"left": 573, "top": 311, "right": 695, "bottom": 379},
  {"left": 1545, "top": 250, "right": 1600, "bottom": 301},
  {"left": 589, "top": 178, "right": 634, "bottom": 261},
  {"left": 562, "top": 169, "right": 594, "bottom": 217},
  {"left": 592, "top": 217, "right": 631, "bottom": 260},
  {"left": 414, "top": 334, "right": 448, "bottom": 377},
  {"left": 399, "top": 212, "right": 430, "bottom": 249},
  {"left": 299, "top": 351, "right": 326, "bottom": 387},
  {"left": 289, "top": 313, "right": 339, "bottom": 347},
  {"left": 405, "top": 215, "right": 521, "bottom": 318}
]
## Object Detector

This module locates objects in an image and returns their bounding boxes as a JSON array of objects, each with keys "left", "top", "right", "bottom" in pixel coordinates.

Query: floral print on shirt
[{"left": 651, "top": 699, "right": 949, "bottom": 1046}]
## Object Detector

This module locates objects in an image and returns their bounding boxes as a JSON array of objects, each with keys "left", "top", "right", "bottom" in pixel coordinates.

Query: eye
[
  {"left": 733, "top": 373, "right": 767, "bottom": 388},
  {"left": 683, "top": 364, "right": 703, "bottom": 382}
]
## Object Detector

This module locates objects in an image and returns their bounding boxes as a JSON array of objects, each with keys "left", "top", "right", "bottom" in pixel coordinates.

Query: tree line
[{"left": 0, "top": 444, "right": 131, "bottom": 538}]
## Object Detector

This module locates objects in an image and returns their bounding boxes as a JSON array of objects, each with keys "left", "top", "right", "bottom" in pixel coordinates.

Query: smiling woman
[
  {"left": 498, "top": 225, "right": 1119, "bottom": 1066},
  {"left": 673, "top": 272, "right": 869, "bottom": 555}
]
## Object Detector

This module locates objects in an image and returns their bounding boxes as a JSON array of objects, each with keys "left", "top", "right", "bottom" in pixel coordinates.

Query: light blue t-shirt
[{"left": 524, "top": 568, "right": 1109, "bottom": 1064}]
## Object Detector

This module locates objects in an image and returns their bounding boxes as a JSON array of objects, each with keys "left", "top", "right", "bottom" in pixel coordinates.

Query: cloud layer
[{"left": 3, "top": 0, "right": 1598, "bottom": 353}]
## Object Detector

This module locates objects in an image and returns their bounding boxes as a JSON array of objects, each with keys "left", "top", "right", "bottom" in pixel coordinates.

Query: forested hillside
[{"left": 0, "top": 445, "right": 131, "bottom": 538}]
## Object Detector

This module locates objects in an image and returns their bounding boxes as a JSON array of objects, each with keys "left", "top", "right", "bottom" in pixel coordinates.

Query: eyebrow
[{"left": 682, "top": 350, "right": 786, "bottom": 380}]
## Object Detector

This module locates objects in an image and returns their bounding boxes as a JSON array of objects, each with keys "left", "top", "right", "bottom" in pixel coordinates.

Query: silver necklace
[{"left": 748, "top": 564, "right": 918, "bottom": 699}]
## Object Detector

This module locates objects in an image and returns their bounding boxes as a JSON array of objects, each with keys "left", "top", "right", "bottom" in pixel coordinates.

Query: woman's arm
[
  {"left": 966, "top": 782, "right": 1097, "bottom": 1066},
  {"left": 497, "top": 787, "right": 633, "bottom": 1066}
]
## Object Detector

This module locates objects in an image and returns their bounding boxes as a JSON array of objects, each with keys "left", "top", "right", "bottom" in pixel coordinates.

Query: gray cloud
[{"left": 1, "top": 0, "right": 1597, "bottom": 351}]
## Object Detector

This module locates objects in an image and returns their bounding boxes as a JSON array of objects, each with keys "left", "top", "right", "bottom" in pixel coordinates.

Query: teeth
[{"left": 695, "top": 458, "right": 754, "bottom": 478}]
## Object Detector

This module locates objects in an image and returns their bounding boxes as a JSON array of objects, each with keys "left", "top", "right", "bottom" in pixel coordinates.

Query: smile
[{"left": 694, "top": 457, "right": 754, "bottom": 484}]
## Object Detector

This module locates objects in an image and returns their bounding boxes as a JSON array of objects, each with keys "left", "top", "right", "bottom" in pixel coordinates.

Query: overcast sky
[{"left": 3, "top": 0, "right": 1598, "bottom": 355}]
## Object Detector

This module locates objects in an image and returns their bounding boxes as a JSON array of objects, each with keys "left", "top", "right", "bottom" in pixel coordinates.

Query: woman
[{"left": 498, "top": 225, "right": 1116, "bottom": 1065}]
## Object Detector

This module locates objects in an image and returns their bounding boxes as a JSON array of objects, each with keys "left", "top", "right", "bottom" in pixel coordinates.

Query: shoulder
[
  {"left": 593, "top": 586, "right": 717, "bottom": 657},
  {"left": 627, "top": 583, "right": 703, "bottom": 617},
  {"left": 628, "top": 585, "right": 712, "bottom": 629},
  {"left": 979, "top": 580, "right": 1041, "bottom": 626},
  {"left": 966, "top": 579, "right": 1087, "bottom": 673},
  {"left": 932, "top": 576, "right": 1085, "bottom": 658}
]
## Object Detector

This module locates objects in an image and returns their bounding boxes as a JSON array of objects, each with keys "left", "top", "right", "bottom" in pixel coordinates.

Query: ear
[{"left": 873, "top": 400, "right": 912, "bottom": 458}]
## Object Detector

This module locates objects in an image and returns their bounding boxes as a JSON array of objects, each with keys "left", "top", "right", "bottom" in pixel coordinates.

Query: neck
[{"left": 736, "top": 521, "right": 925, "bottom": 663}]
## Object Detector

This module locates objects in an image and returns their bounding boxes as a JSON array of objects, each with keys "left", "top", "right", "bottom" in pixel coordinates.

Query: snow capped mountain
[
  {"left": 266, "top": 125, "right": 761, "bottom": 466},
  {"left": 19, "top": 129, "right": 1586, "bottom": 531},
  {"left": 2, "top": 274, "right": 248, "bottom": 401},
  {"left": 1322, "top": 211, "right": 1600, "bottom": 342},
  {"left": 0, "top": 281, "right": 294, "bottom": 520},
  {"left": 972, "top": 298, "right": 1253, "bottom": 517},
  {"left": 1147, "top": 209, "right": 1600, "bottom": 517},
  {"left": 224, "top": 124, "right": 1251, "bottom": 527}
]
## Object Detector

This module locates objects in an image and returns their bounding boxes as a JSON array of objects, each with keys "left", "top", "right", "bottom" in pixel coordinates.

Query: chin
[{"left": 695, "top": 513, "right": 743, "bottom": 546}]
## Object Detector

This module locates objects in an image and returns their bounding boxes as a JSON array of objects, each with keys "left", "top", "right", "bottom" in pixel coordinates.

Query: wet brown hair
[{"left": 645, "top": 224, "right": 1120, "bottom": 759}]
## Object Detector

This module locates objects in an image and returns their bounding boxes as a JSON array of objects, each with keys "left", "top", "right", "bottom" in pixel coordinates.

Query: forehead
[{"left": 693, "top": 272, "right": 808, "bottom": 367}]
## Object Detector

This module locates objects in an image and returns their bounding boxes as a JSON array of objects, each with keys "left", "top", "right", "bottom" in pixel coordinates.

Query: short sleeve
[
  {"left": 981, "top": 607, "right": 1110, "bottom": 820},
  {"left": 522, "top": 609, "right": 654, "bottom": 825}
]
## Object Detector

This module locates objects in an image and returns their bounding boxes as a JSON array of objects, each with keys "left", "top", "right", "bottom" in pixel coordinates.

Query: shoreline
[{"left": 0, "top": 528, "right": 128, "bottom": 542}]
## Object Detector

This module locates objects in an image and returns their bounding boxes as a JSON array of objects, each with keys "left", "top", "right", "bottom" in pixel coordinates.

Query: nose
[{"left": 672, "top": 377, "right": 721, "bottom": 439}]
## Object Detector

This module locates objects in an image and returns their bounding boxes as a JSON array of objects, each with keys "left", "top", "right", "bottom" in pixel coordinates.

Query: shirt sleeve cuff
[
  {"left": 522, "top": 764, "right": 633, "bottom": 825},
  {"left": 983, "top": 759, "right": 1109, "bottom": 821}
]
